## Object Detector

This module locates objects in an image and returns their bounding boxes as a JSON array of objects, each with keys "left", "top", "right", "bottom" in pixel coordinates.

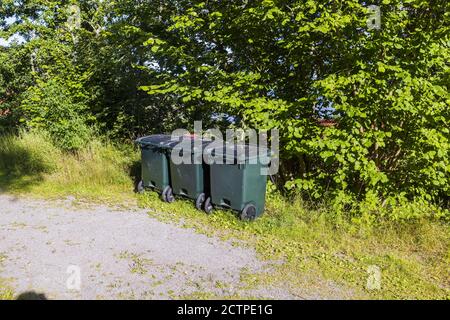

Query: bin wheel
[
  {"left": 195, "top": 193, "right": 206, "bottom": 211},
  {"left": 240, "top": 203, "right": 257, "bottom": 221},
  {"left": 162, "top": 186, "right": 175, "bottom": 203},
  {"left": 136, "top": 180, "right": 144, "bottom": 194},
  {"left": 204, "top": 197, "right": 213, "bottom": 214}
]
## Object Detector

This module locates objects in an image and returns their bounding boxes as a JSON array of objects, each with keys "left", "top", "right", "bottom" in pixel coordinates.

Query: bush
[
  {"left": 143, "top": 1, "right": 450, "bottom": 217},
  {"left": 19, "top": 79, "right": 93, "bottom": 151}
]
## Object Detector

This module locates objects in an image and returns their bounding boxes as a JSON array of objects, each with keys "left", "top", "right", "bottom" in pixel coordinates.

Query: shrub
[
  {"left": 142, "top": 1, "right": 450, "bottom": 217},
  {"left": 19, "top": 78, "right": 93, "bottom": 151}
]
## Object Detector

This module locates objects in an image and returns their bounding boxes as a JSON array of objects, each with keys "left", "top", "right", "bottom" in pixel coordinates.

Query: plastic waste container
[
  {"left": 168, "top": 137, "right": 211, "bottom": 210},
  {"left": 135, "top": 134, "right": 180, "bottom": 203},
  {"left": 204, "top": 143, "right": 271, "bottom": 220}
]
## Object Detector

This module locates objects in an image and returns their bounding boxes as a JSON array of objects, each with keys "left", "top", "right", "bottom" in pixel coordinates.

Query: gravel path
[{"left": 0, "top": 194, "right": 294, "bottom": 300}]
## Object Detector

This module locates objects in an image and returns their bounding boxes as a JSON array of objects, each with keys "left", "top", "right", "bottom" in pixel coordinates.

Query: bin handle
[{"left": 269, "top": 175, "right": 276, "bottom": 184}]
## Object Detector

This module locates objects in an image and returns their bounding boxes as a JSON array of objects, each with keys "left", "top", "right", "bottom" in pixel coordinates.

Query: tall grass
[
  {"left": 0, "top": 130, "right": 60, "bottom": 176},
  {"left": 0, "top": 130, "right": 138, "bottom": 201},
  {"left": 1, "top": 129, "right": 448, "bottom": 299}
]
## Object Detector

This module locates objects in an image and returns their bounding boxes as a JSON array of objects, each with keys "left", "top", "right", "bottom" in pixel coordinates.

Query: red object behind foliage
[{"left": 317, "top": 119, "right": 337, "bottom": 127}]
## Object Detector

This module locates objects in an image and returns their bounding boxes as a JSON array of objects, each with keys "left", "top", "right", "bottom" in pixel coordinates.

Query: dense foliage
[{"left": 0, "top": 1, "right": 448, "bottom": 218}]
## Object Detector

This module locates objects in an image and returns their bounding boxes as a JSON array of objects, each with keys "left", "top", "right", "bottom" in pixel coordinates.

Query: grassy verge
[
  {"left": 0, "top": 130, "right": 139, "bottom": 203},
  {"left": 0, "top": 254, "right": 14, "bottom": 300},
  {"left": 138, "top": 192, "right": 449, "bottom": 299},
  {"left": 0, "top": 131, "right": 449, "bottom": 299},
  {"left": 0, "top": 280, "right": 13, "bottom": 300}
]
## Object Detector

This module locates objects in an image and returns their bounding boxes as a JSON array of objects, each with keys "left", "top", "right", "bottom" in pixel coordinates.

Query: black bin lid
[
  {"left": 136, "top": 134, "right": 212, "bottom": 152},
  {"left": 135, "top": 134, "right": 181, "bottom": 149},
  {"left": 204, "top": 141, "right": 271, "bottom": 163}
]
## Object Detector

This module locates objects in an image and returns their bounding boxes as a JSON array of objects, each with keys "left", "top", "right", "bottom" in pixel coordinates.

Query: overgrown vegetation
[
  {"left": 1, "top": 1, "right": 448, "bottom": 217},
  {"left": 0, "top": 0, "right": 449, "bottom": 300},
  {"left": 0, "top": 130, "right": 138, "bottom": 201},
  {"left": 142, "top": 0, "right": 450, "bottom": 214},
  {"left": 0, "top": 254, "right": 13, "bottom": 300},
  {"left": 0, "top": 131, "right": 448, "bottom": 299},
  {"left": 139, "top": 190, "right": 450, "bottom": 299},
  {"left": 0, "top": 281, "right": 13, "bottom": 300}
]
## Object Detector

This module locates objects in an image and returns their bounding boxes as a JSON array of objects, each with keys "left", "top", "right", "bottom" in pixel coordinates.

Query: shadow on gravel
[{"left": 16, "top": 291, "right": 47, "bottom": 300}]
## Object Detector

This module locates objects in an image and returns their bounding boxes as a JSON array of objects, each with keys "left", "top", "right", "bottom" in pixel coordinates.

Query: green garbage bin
[
  {"left": 204, "top": 143, "right": 271, "bottom": 220},
  {"left": 168, "top": 137, "right": 211, "bottom": 210},
  {"left": 135, "top": 134, "right": 180, "bottom": 203}
]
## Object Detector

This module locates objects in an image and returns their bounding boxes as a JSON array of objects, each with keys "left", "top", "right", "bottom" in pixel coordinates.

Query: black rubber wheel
[
  {"left": 136, "top": 180, "right": 144, "bottom": 194},
  {"left": 240, "top": 203, "right": 257, "bottom": 221},
  {"left": 203, "top": 197, "right": 213, "bottom": 214},
  {"left": 162, "top": 186, "right": 175, "bottom": 203},
  {"left": 195, "top": 193, "right": 206, "bottom": 211}
]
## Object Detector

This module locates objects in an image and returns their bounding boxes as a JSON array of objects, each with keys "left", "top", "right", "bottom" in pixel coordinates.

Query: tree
[
  {"left": 141, "top": 0, "right": 449, "bottom": 215},
  {"left": 1, "top": 0, "right": 448, "bottom": 215}
]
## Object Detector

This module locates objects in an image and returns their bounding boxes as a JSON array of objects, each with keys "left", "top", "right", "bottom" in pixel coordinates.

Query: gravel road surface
[{"left": 0, "top": 194, "right": 295, "bottom": 300}]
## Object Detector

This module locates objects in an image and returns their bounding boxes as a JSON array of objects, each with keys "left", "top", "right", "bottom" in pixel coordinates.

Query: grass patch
[
  {"left": 0, "top": 130, "right": 139, "bottom": 203},
  {"left": 0, "top": 254, "right": 14, "bottom": 300},
  {"left": 0, "top": 130, "right": 448, "bottom": 299},
  {"left": 138, "top": 191, "right": 450, "bottom": 300},
  {"left": 0, "top": 283, "right": 14, "bottom": 300}
]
